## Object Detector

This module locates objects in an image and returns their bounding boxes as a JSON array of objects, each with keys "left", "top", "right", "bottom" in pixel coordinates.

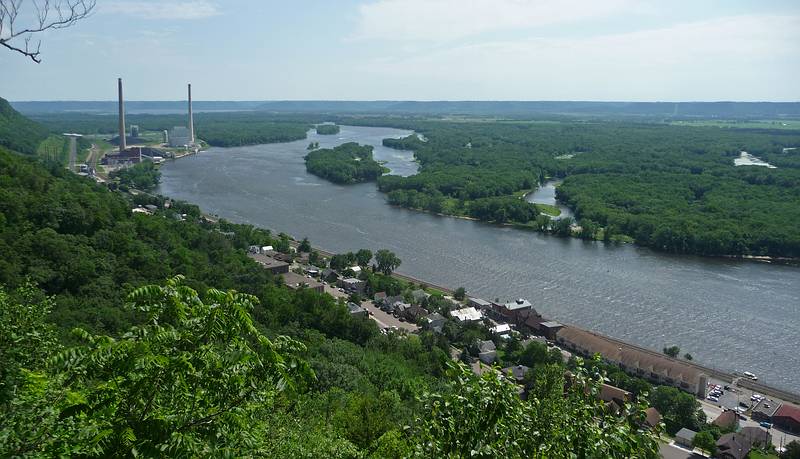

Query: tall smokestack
[
  {"left": 188, "top": 83, "right": 194, "bottom": 146},
  {"left": 118, "top": 78, "right": 126, "bottom": 152}
]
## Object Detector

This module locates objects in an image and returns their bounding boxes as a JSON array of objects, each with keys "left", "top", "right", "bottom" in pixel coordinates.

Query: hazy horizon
[{"left": 2, "top": 0, "right": 799, "bottom": 102}]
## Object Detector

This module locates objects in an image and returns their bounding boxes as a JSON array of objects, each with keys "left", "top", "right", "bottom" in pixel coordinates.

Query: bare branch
[{"left": 0, "top": 0, "right": 95, "bottom": 63}]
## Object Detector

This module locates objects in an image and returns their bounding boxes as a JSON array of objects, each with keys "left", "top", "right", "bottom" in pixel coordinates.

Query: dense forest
[
  {"left": 370, "top": 121, "right": 800, "bottom": 257},
  {"left": 0, "top": 139, "right": 662, "bottom": 456},
  {"left": 305, "top": 142, "right": 385, "bottom": 184},
  {"left": 316, "top": 123, "right": 341, "bottom": 135},
  {"left": 26, "top": 111, "right": 312, "bottom": 147}
]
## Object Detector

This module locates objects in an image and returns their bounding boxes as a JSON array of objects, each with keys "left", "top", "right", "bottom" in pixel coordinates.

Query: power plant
[{"left": 103, "top": 78, "right": 198, "bottom": 169}]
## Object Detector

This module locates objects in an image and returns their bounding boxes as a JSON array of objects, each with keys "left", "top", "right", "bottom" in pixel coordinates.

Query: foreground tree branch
[{"left": 0, "top": 0, "right": 95, "bottom": 63}]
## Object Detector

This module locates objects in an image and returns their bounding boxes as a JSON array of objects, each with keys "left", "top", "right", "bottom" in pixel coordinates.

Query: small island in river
[
  {"left": 304, "top": 142, "right": 385, "bottom": 184},
  {"left": 315, "top": 124, "right": 341, "bottom": 135}
]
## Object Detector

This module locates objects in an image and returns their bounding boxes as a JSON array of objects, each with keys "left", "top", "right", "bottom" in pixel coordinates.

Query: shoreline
[{"left": 291, "top": 238, "right": 800, "bottom": 402}]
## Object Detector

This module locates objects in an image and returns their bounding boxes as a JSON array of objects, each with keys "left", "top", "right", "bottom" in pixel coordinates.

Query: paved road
[{"left": 320, "top": 284, "right": 418, "bottom": 332}]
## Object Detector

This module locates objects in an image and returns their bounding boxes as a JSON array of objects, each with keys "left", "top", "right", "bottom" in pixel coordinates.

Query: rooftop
[
  {"left": 503, "top": 298, "right": 532, "bottom": 310},
  {"left": 556, "top": 326, "right": 706, "bottom": 385},
  {"left": 282, "top": 271, "right": 323, "bottom": 290},
  {"left": 775, "top": 402, "right": 800, "bottom": 422},
  {"left": 450, "top": 306, "right": 483, "bottom": 322}
]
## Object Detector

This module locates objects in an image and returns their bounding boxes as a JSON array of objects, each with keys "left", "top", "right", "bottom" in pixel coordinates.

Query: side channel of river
[{"left": 158, "top": 125, "right": 800, "bottom": 394}]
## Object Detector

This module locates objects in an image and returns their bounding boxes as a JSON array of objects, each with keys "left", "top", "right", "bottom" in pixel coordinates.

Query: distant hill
[
  {"left": 12, "top": 99, "right": 800, "bottom": 119},
  {"left": 0, "top": 97, "right": 48, "bottom": 154}
]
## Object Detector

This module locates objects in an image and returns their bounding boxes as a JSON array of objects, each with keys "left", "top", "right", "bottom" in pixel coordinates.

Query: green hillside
[{"left": 0, "top": 97, "right": 48, "bottom": 154}]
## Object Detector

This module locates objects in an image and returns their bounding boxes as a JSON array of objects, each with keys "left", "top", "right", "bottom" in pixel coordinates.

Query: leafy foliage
[
  {"left": 1, "top": 278, "right": 313, "bottom": 456},
  {"left": 411, "top": 360, "right": 660, "bottom": 458},
  {"left": 110, "top": 161, "right": 161, "bottom": 191}
]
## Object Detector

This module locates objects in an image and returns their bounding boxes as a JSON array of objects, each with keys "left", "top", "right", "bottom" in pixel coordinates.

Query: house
[
  {"left": 501, "top": 365, "right": 531, "bottom": 384},
  {"left": 404, "top": 304, "right": 429, "bottom": 322},
  {"left": 379, "top": 295, "right": 404, "bottom": 311},
  {"left": 478, "top": 340, "right": 497, "bottom": 364},
  {"left": 643, "top": 407, "right": 661, "bottom": 429},
  {"left": 347, "top": 302, "right": 367, "bottom": 318},
  {"left": 321, "top": 269, "right": 339, "bottom": 283},
  {"left": 538, "top": 321, "right": 564, "bottom": 340},
  {"left": 410, "top": 289, "right": 430, "bottom": 305},
  {"left": 491, "top": 323, "right": 512, "bottom": 336},
  {"left": 716, "top": 426, "right": 771, "bottom": 459},
  {"left": 424, "top": 312, "right": 446, "bottom": 333},
  {"left": 346, "top": 265, "right": 362, "bottom": 274},
  {"left": 491, "top": 298, "right": 535, "bottom": 323},
  {"left": 132, "top": 206, "right": 152, "bottom": 215},
  {"left": 339, "top": 277, "right": 365, "bottom": 293},
  {"left": 249, "top": 253, "right": 290, "bottom": 275},
  {"left": 393, "top": 302, "right": 411, "bottom": 316},
  {"left": 773, "top": 402, "right": 800, "bottom": 434},
  {"left": 282, "top": 272, "right": 324, "bottom": 293},
  {"left": 600, "top": 383, "right": 631, "bottom": 411},
  {"left": 712, "top": 410, "right": 739, "bottom": 431},
  {"left": 674, "top": 428, "right": 696, "bottom": 448},
  {"left": 450, "top": 306, "right": 483, "bottom": 322},
  {"left": 556, "top": 326, "right": 708, "bottom": 397},
  {"left": 468, "top": 297, "right": 492, "bottom": 310}
]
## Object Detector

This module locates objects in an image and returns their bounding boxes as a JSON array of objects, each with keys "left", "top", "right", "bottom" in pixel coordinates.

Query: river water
[
  {"left": 525, "top": 179, "right": 574, "bottom": 219},
  {"left": 158, "top": 125, "right": 800, "bottom": 394}
]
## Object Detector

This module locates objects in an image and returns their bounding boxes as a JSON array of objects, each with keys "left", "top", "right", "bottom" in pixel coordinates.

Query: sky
[{"left": 1, "top": 0, "right": 799, "bottom": 101}]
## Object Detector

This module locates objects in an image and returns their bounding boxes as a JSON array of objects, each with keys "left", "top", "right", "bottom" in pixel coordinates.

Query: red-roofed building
[{"left": 773, "top": 403, "right": 800, "bottom": 434}]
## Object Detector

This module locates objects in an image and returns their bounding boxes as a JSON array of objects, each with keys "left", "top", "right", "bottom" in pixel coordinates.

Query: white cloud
[
  {"left": 353, "top": 0, "right": 635, "bottom": 41},
  {"left": 357, "top": 14, "right": 800, "bottom": 100},
  {"left": 103, "top": 1, "right": 220, "bottom": 20}
]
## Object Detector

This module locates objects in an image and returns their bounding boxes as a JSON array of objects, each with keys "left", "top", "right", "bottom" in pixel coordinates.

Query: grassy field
[{"left": 534, "top": 203, "right": 562, "bottom": 217}]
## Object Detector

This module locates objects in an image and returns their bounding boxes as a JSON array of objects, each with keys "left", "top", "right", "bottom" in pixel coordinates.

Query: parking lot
[{"left": 702, "top": 377, "right": 800, "bottom": 450}]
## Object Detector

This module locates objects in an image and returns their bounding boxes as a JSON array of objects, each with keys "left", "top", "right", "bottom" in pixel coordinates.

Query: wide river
[{"left": 159, "top": 125, "right": 800, "bottom": 394}]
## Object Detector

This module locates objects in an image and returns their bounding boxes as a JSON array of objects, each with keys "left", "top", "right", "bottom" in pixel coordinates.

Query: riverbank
[{"left": 285, "top": 234, "right": 800, "bottom": 403}]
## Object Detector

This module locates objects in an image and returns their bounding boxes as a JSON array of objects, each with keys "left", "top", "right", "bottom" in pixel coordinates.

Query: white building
[{"left": 450, "top": 306, "right": 483, "bottom": 322}]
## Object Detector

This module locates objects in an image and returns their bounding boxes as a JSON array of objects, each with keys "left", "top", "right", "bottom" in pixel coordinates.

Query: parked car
[{"left": 759, "top": 421, "right": 773, "bottom": 429}]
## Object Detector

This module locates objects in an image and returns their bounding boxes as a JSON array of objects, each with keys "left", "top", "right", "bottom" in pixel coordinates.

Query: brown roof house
[
  {"left": 556, "top": 326, "right": 708, "bottom": 397},
  {"left": 599, "top": 383, "right": 632, "bottom": 414},
  {"left": 773, "top": 403, "right": 800, "bottom": 434},
  {"left": 643, "top": 407, "right": 662, "bottom": 429},
  {"left": 712, "top": 410, "right": 739, "bottom": 431},
  {"left": 715, "top": 426, "right": 771, "bottom": 459}
]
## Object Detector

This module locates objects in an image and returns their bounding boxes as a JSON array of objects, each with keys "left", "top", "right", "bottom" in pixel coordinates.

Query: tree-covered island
[
  {"left": 316, "top": 124, "right": 341, "bottom": 135},
  {"left": 305, "top": 142, "right": 385, "bottom": 184}
]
